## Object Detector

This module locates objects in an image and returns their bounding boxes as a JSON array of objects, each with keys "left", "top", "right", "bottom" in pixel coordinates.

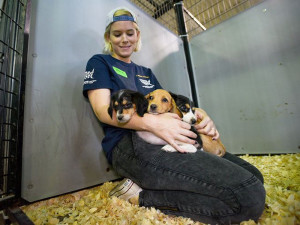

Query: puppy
[
  {"left": 108, "top": 89, "right": 148, "bottom": 123},
  {"left": 170, "top": 93, "right": 226, "bottom": 157},
  {"left": 137, "top": 89, "right": 202, "bottom": 153},
  {"left": 108, "top": 89, "right": 200, "bottom": 153}
]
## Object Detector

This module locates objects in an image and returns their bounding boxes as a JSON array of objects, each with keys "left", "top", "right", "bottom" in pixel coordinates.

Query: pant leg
[
  {"left": 112, "top": 132, "right": 265, "bottom": 225},
  {"left": 222, "top": 152, "right": 264, "bottom": 184}
]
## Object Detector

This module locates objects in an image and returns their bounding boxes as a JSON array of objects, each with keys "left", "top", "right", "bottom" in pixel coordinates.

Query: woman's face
[{"left": 108, "top": 21, "right": 140, "bottom": 63}]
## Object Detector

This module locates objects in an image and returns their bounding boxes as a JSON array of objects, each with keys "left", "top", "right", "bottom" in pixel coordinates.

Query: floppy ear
[
  {"left": 169, "top": 91, "right": 178, "bottom": 102},
  {"left": 168, "top": 91, "right": 177, "bottom": 112},
  {"left": 133, "top": 92, "right": 148, "bottom": 117},
  {"left": 170, "top": 97, "right": 180, "bottom": 114},
  {"left": 107, "top": 97, "right": 114, "bottom": 119},
  {"left": 169, "top": 91, "right": 182, "bottom": 116}
]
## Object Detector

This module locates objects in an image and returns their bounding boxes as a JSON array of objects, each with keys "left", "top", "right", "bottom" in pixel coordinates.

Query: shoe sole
[{"left": 109, "top": 179, "right": 133, "bottom": 198}]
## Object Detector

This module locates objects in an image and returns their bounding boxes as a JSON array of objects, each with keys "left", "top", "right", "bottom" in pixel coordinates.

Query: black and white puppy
[
  {"left": 108, "top": 89, "right": 148, "bottom": 123},
  {"left": 170, "top": 93, "right": 198, "bottom": 125},
  {"left": 170, "top": 92, "right": 226, "bottom": 157}
]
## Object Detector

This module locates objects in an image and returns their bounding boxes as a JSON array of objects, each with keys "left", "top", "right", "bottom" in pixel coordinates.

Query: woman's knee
[{"left": 234, "top": 177, "right": 266, "bottom": 223}]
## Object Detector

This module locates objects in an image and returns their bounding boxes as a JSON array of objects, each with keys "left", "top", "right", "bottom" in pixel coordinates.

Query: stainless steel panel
[{"left": 190, "top": 0, "right": 300, "bottom": 154}]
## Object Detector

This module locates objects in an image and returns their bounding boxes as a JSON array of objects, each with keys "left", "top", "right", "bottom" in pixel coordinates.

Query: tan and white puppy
[{"left": 137, "top": 89, "right": 201, "bottom": 153}]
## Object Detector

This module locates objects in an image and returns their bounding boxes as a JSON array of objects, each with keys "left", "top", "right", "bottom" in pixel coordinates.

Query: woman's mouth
[{"left": 120, "top": 46, "right": 131, "bottom": 49}]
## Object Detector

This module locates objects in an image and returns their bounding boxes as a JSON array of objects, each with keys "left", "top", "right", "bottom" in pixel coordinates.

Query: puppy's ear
[
  {"left": 169, "top": 91, "right": 178, "bottom": 102},
  {"left": 107, "top": 98, "right": 114, "bottom": 119},
  {"left": 169, "top": 95, "right": 178, "bottom": 114},
  {"left": 133, "top": 92, "right": 148, "bottom": 117},
  {"left": 169, "top": 91, "right": 182, "bottom": 116}
]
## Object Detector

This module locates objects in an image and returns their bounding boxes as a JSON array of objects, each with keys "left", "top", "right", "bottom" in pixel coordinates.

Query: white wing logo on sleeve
[
  {"left": 83, "top": 69, "right": 97, "bottom": 85},
  {"left": 139, "top": 79, "right": 154, "bottom": 88}
]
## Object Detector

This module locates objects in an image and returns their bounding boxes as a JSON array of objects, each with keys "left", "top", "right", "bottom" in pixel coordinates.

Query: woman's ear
[
  {"left": 134, "top": 30, "right": 141, "bottom": 52},
  {"left": 104, "top": 32, "right": 110, "bottom": 42}
]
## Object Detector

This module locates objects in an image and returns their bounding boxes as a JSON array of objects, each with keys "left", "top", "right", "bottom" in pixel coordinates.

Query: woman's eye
[
  {"left": 112, "top": 32, "right": 121, "bottom": 37},
  {"left": 162, "top": 98, "right": 168, "bottom": 103}
]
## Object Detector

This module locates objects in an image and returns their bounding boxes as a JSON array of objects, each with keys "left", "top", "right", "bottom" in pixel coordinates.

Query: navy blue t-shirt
[{"left": 83, "top": 54, "right": 162, "bottom": 164}]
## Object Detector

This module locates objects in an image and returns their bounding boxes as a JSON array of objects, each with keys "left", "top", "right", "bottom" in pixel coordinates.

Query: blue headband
[{"left": 113, "top": 15, "right": 135, "bottom": 23}]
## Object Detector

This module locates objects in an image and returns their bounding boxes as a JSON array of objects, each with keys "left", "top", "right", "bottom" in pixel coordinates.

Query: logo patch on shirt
[
  {"left": 84, "top": 69, "right": 94, "bottom": 79},
  {"left": 84, "top": 69, "right": 97, "bottom": 85},
  {"left": 113, "top": 66, "right": 127, "bottom": 78},
  {"left": 139, "top": 79, "right": 154, "bottom": 88}
]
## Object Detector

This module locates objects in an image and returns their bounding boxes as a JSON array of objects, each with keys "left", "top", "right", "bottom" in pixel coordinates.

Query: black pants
[{"left": 112, "top": 132, "right": 266, "bottom": 225}]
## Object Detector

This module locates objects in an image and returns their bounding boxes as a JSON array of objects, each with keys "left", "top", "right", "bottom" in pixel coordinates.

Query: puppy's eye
[
  {"left": 124, "top": 103, "right": 133, "bottom": 109},
  {"left": 180, "top": 106, "right": 188, "bottom": 112},
  {"left": 147, "top": 96, "right": 153, "bottom": 100},
  {"left": 162, "top": 98, "right": 168, "bottom": 103}
]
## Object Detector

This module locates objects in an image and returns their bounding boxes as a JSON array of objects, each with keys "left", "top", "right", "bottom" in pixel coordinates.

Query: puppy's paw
[
  {"left": 161, "top": 145, "right": 177, "bottom": 152},
  {"left": 180, "top": 144, "right": 197, "bottom": 153}
]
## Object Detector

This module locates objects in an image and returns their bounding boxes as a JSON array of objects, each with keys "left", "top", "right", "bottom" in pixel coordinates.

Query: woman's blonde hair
[{"left": 103, "top": 9, "right": 141, "bottom": 54}]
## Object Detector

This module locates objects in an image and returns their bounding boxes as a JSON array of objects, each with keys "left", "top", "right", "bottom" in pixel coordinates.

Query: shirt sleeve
[
  {"left": 82, "top": 55, "right": 113, "bottom": 98},
  {"left": 150, "top": 68, "right": 163, "bottom": 89}
]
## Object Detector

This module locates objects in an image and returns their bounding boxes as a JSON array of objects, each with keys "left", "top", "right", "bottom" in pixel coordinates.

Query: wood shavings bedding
[{"left": 22, "top": 154, "right": 300, "bottom": 225}]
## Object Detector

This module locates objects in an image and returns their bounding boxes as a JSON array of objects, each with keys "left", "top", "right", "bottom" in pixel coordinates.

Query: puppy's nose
[
  {"left": 191, "top": 118, "right": 196, "bottom": 124},
  {"left": 117, "top": 115, "right": 124, "bottom": 121},
  {"left": 150, "top": 104, "right": 157, "bottom": 111}
]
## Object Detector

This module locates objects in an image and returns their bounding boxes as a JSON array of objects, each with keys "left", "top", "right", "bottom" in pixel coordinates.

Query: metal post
[{"left": 173, "top": 0, "right": 199, "bottom": 107}]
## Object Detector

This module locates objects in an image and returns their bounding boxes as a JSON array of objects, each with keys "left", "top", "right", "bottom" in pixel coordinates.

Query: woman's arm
[{"left": 87, "top": 88, "right": 198, "bottom": 152}]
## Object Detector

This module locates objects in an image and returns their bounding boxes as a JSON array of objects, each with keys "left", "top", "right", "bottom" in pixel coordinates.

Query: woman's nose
[{"left": 121, "top": 34, "right": 128, "bottom": 43}]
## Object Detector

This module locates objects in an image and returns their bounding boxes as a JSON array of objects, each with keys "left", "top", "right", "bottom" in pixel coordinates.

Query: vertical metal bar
[
  {"left": 173, "top": 1, "right": 199, "bottom": 107},
  {"left": 17, "top": 0, "right": 31, "bottom": 199}
]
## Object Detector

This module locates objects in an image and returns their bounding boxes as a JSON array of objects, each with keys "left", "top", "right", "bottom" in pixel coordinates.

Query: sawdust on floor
[{"left": 22, "top": 154, "right": 300, "bottom": 225}]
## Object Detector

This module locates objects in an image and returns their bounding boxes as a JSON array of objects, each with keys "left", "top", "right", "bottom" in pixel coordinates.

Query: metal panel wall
[
  {"left": 190, "top": 0, "right": 300, "bottom": 154},
  {"left": 21, "top": 0, "right": 188, "bottom": 202}
]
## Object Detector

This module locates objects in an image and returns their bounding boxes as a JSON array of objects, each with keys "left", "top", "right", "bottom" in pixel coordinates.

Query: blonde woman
[{"left": 83, "top": 7, "right": 265, "bottom": 224}]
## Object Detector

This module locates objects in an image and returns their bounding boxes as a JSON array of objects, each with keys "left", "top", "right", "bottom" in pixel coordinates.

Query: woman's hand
[
  {"left": 193, "top": 109, "right": 220, "bottom": 140},
  {"left": 144, "top": 113, "right": 197, "bottom": 153}
]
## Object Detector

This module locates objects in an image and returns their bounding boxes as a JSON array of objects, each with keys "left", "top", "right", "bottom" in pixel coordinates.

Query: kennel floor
[{"left": 21, "top": 154, "right": 300, "bottom": 225}]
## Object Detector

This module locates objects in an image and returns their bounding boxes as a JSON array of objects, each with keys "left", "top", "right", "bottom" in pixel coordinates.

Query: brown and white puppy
[
  {"left": 170, "top": 93, "right": 226, "bottom": 157},
  {"left": 108, "top": 89, "right": 148, "bottom": 123},
  {"left": 137, "top": 89, "right": 201, "bottom": 153},
  {"left": 145, "top": 89, "right": 177, "bottom": 115}
]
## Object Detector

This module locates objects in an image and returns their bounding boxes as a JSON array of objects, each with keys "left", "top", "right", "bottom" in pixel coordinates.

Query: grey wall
[
  {"left": 190, "top": 0, "right": 300, "bottom": 154},
  {"left": 21, "top": 0, "right": 189, "bottom": 202}
]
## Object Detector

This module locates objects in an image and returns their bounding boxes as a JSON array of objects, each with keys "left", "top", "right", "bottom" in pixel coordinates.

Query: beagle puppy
[
  {"left": 170, "top": 92, "right": 226, "bottom": 157},
  {"left": 138, "top": 89, "right": 202, "bottom": 153},
  {"left": 108, "top": 89, "right": 148, "bottom": 123}
]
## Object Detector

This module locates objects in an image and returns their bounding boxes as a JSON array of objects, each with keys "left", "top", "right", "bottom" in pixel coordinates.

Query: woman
[{"left": 83, "top": 7, "right": 265, "bottom": 224}]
